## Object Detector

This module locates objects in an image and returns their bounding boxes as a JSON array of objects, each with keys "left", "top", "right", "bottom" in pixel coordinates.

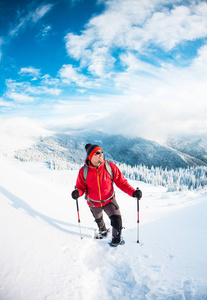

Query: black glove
[
  {"left": 71, "top": 189, "right": 79, "bottom": 200},
  {"left": 133, "top": 189, "right": 142, "bottom": 200}
]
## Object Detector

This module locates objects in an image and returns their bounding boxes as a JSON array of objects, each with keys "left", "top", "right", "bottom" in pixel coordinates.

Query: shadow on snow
[{"left": 0, "top": 185, "right": 92, "bottom": 238}]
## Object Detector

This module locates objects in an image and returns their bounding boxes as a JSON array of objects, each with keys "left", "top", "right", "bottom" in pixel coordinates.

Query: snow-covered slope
[
  {"left": 0, "top": 154, "right": 207, "bottom": 299},
  {"left": 167, "top": 135, "right": 207, "bottom": 164},
  {"left": 0, "top": 117, "right": 52, "bottom": 155},
  {"left": 1, "top": 118, "right": 206, "bottom": 169},
  {"left": 14, "top": 131, "right": 206, "bottom": 170}
]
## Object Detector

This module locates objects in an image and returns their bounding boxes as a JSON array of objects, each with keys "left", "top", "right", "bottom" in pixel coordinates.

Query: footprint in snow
[{"left": 151, "top": 265, "right": 162, "bottom": 272}]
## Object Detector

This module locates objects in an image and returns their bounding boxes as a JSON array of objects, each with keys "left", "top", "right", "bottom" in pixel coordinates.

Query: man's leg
[
  {"left": 90, "top": 206, "right": 107, "bottom": 231},
  {"left": 103, "top": 201, "right": 122, "bottom": 242}
]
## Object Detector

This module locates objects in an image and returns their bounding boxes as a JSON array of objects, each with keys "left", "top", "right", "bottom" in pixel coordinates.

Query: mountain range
[{"left": 14, "top": 130, "right": 207, "bottom": 169}]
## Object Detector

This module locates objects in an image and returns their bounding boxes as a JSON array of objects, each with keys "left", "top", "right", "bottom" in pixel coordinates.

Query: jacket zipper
[{"left": 97, "top": 168, "right": 102, "bottom": 207}]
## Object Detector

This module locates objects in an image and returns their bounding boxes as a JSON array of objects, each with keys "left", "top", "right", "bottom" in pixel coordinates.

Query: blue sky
[{"left": 1, "top": 0, "right": 207, "bottom": 141}]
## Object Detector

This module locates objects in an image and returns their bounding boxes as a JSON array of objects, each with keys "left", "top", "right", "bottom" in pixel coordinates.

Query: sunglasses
[{"left": 94, "top": 151, "right": 103, "bottom": 155}]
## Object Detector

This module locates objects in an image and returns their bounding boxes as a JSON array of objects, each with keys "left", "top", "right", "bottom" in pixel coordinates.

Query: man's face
[{"left": 91, "top": 151, "right": 104, "bottom": 167}]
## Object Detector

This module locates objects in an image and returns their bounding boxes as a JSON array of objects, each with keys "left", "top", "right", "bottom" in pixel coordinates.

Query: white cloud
[
  {"left": 46, "top": 113, "right": 107, "bottom": 132},
  {"left": 63, "top": 0, "right": 207, "bottom": 140},
  {"left": 65, "top": 0, "right": 207, "bottom": 79},
  {"left": 7, "top": 92, "right": 35, "bottom": 103},
  {"left": 6, "top": 79, "right": 28, "bottom": 91},
  {"left": 59, "top": 64, "right": 91, "bottom": 87},
  {"left": 31, "top": 4, "right": 53, "bottom": 23},
  {"left": 41, "top": 74, "right": 60, "bottom": 85},
  {"left": 143, "top": 3, "right": 207, "bottom": 50},
  {"left": 9, "top": 19, "right": 25, "bottom": 38},
  {"left": 0, "top": 98, "right": 12, "bottom": 107},
  {"left": 190, "top": 44, "right": 207, "bottom": 76},
  {"left": 9, "top": 3, "right": 54, "bottom": 37},
  {"left": 40, "top": 25, "right": 52, "bottom": 37},
  {"left": 59, "top": 64, "right": 82, "bottom": 82},
  {"left": 5, "top": 78, "right": 62, "bottom": 103},
  {"left": 91, "top": 47, "right": 116, "bottom": 77},
  {"left": 112, "top": 47, "right": 207, "bottom": 140},
  {"left": 65, "top": 32, "right": 93, "bottom": 60},
  {"left": 26, "top": 86, "right": 61, "bottom": 96},
  {"left": 19, "top": 67, "right": 41, "bottom": 78},
  {"left": 53, "top": 41, "right": 207, "bottom": 142},
  {"left": 0, "top": 3, "right": 54, "bottom": 65}
]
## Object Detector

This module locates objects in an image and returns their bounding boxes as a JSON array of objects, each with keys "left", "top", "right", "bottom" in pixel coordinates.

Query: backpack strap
[
  {"left": 105, "top": 160, "right": 113, "bottom": 181},
  {"left": 83, "top": 164, "right": 88, "bottom": 184},
  {"left": 83, "top": 160, "right": 113, "bottom": 183}
]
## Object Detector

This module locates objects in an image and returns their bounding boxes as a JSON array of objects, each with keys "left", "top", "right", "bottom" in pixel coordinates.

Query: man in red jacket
[{"left": 71, "top": 143, "right": 142, "bottom": 246}]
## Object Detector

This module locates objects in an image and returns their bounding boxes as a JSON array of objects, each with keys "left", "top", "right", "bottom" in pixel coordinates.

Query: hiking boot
[
  {"left": 111, "top": 236, "right": 121, "bottom": 246},
  {"left": 99, "top": 229, "right": 108, "bottom": 237},
  {"left": 95, "top": 228, "right": 109, "bottom": 239}
]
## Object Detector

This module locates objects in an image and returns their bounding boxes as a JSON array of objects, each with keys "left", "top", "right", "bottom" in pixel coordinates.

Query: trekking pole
[
  {"left": 76, "top": 198, "right": 83, "bottom": 239},
  {"left": 136, "top": 188, "right": 140, "bottom": 243}
]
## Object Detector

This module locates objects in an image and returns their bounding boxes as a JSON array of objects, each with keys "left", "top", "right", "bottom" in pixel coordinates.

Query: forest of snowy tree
[{"left": 117, "top": 163, "right": 207, "bottom": 192}]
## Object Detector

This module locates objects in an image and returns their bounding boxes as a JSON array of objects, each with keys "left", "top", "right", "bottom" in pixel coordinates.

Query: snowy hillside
[
  {"left": 0, "top": 117, "right": 52, "bottom": 154},
  {"left": 167, "top": 136, "right": 207, "bottom": 164},
  {"left": 14, "top": 131, "right": 206, "bottom": 170},
  {"left": 0, "top": 154, "right": 207, "bottom": 300},
  {"left": 1, "top": 117, "right": 206, "bottom": 170}
]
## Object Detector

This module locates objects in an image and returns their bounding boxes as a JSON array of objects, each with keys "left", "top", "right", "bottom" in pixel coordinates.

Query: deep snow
[{"left": 0, "top": 153, "right": 207, "bottom": 300}]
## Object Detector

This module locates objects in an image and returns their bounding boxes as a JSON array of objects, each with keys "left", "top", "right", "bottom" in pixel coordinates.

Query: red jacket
[{"left": 75, "top": 159, "right": 136, "bottom": 207}]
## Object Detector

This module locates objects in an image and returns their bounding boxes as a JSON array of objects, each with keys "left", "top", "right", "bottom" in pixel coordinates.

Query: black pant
[{"left": 90, "top": 199, "right": 122, "bottom": 238}]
